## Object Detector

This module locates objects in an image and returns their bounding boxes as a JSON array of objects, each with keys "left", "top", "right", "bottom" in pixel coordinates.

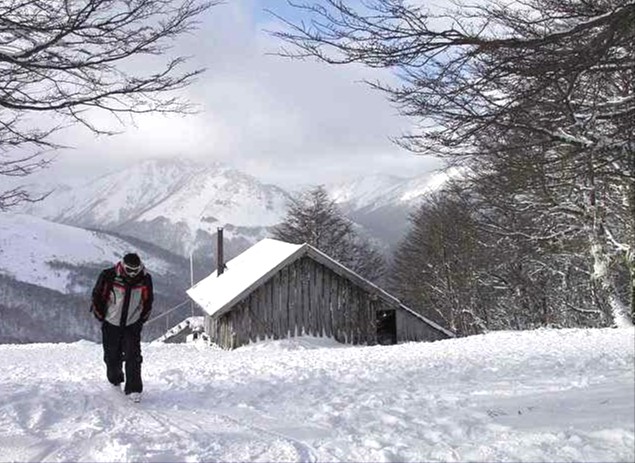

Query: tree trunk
[
  {"left": 630, "top": 255, "right": 635, "bottom": 324},
  {"left": 629, "top": 170, "right": 635, "bottom": 323},
  {"left": 588, "top": 193, "right": 632, "bottom": 327},
  {"left": 589, "top": 240, "right": 632, "bottom": 328}
]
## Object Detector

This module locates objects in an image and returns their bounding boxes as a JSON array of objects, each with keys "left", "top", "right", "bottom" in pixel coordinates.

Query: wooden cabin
[{"left": 187, "top": 238, "right": 453, "bottom": 349}]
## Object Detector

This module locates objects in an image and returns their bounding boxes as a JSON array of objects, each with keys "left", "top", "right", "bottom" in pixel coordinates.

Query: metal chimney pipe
[{"left": 217, "top": 227, "right": 225, "bottom": 276}]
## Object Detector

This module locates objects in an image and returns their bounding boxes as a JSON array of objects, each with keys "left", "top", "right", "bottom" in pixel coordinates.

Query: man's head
[{"left": 122, "top": 253, "right": 144, "bottom": 278}]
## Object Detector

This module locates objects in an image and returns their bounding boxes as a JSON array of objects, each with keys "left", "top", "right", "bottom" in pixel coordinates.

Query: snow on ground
[{"left": 0, "top": 328, "right": 633, "bottom": 462}]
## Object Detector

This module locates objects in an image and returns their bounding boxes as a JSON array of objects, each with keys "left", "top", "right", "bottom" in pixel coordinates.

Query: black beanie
[{"left": 123, "top": 253, "right": 141, "bottom": 268}]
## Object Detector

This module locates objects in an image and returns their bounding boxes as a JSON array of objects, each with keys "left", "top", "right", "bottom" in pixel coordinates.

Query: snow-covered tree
[
  {"left": 390, "top": 191, "right": 488, "bottom": 336},
  {"left": 272, "top": 186, "right": 385, "bottom": 283},
  {"left": 391, "top": 182, "right": 608, "bottom": 335},
  {"left": 273, "top": 0, "right": 634, "bottom": 326}
]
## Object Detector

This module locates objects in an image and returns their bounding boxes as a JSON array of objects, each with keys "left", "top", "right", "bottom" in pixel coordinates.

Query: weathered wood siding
[
  {"left": 395, "top": 309, "right": 448, "bottom": 343},
  {"left": 206, "top": 256, "right": 389, "bottom": 349},
  {"left": 203, "top": 255, "right": 449, "bottom": 349}
]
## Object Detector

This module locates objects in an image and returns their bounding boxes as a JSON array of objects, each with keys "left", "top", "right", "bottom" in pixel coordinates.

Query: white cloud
[{"left": 38, "top": 0, "right": 442, "bottom": 187}]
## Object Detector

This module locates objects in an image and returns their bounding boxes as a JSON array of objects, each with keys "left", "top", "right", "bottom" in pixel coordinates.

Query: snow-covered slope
[
  {"left": 0, "top": 213, "right": 173, "bottom": 294},
  {"left": 0, "top": 328, "right": 632, "bottom": 461},
  {"left": 327, "top": 173, "right": 406, "bottom": 210},
  {"left": 24, "top": 159, "right": 291, "bottom": 256},
  {"left": 25, "top": 159, "right": 198, "bottom": 228},
  {"left": 327, "top": 169, "right": 453, "bottom": 213},
  {"left": 136, "top": 165, "right": 288, "bottom": 229},
  {"left": 325, "top": 169, "right": 458, "bottom": 246}
]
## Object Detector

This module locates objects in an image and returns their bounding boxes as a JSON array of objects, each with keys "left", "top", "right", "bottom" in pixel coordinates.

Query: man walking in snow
[{"left": 91, "top": 253, "right": 153, "bottom": 402}]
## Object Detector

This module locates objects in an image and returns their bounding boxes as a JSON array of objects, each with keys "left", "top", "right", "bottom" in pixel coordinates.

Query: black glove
[{"left": 91, "top": 302, "right": 105, "bottom": 322}]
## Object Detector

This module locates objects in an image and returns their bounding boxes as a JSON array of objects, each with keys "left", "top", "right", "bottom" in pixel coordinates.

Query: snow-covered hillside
[
  {"left": 327, "top": 174, "right": 407, "bottom": 210},
  {"left": 327, "top": 169, "right": 453, "bottom": 213},
  {"left": 24, "top": 159, "right": 198, "bottom": 228},
  {"left": 0, "top": 328, "right": 632, "bottom": 462},
  {"left": 26, "top": 159, "right": 289, "bottom": 229},
  {"left": 0, "top": 214, "right": 174, "bottom": 294},
  {"left": 326, "top": 169, "right": 457, "bottom": 246}
]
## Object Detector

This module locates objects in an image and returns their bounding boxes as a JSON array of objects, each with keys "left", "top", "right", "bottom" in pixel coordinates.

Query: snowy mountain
[
  {"left": 327, "top": 173, "right": 408, "bottom": 210},
  {"left": 22, "top": 159, "right": 454, "bottom": 262},
  {"left": 328, "top": 170, "right": 449, "bottom": 210},
  {"left": 24, "top": 159, "right": 291, "bottom": 258},
  {"left": 0, "top": 213, "right": 190, "bottom": 343},
  {"left": 327, "top": 169, "right": 454, "bottom": 246},
  {"left": 0, "top": 328, "right": 632, "bottom": 461}
]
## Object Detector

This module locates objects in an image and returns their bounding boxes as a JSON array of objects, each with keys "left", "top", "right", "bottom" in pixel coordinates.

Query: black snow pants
[{"left": 102, "top": 321, "right": 144, "bottom": 394}]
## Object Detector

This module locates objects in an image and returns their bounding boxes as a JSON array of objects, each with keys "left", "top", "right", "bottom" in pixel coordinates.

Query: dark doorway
[{"left": 376, "top": 310, "right": 397, "bottom": 345}]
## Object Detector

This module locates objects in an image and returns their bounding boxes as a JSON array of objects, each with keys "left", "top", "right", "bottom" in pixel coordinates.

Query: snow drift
[{"left": 0, "top": 328, "right": 632, "bottom": 462}]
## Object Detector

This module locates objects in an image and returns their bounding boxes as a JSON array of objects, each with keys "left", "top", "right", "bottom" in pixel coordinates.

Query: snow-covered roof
[
  {"left": 187, "top": 239, "right": 303, "bottom": 318},
  {"left": 186, "top": 238, "right": 454, "bottom": 338}
]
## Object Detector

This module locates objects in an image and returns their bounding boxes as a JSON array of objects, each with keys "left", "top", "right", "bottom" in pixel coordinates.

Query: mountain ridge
[
  {"left": 22, "top": 158, "right": 450, "bottom": 255},
  {"left": 24, "top": 159, "right": 291, "bottom": 257},
  {"left": 324, "top": 169, "right": 453, "bottom": 246}
]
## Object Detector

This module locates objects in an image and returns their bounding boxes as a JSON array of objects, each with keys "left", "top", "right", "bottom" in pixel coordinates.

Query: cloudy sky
[{"left": 39, "top": 0, "right": 443, "bottom": 188}]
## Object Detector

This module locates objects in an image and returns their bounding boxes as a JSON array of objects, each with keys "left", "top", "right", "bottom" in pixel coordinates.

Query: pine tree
[{"left": 273, "top": 186, "right": 385, "bottom": 282}]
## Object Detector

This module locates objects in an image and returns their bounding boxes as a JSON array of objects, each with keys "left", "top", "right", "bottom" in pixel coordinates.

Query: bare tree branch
[{"left": 0, "top": 0, "right": 220, "bottom": 209}]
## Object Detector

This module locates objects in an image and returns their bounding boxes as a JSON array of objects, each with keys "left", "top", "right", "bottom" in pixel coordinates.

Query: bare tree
[
  {"left": 391, "top": 179, "right": 607, "bottom": 336},
  {"left": 272, "top": 0, "right": 634, "bottom": 326},
  {"left": 0, "top": 0, "right": 218, "bottom": 210},
  {"left": 390, "top": 190, "right": 487, "bottom": 336},
  {"left": 272, "top": 185, "right": 385, "bottom": 282}
]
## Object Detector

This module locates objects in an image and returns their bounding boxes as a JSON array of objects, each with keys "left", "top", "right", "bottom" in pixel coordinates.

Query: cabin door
[{"left": 376, "top": 309, "right": 397, "bottom": 345}]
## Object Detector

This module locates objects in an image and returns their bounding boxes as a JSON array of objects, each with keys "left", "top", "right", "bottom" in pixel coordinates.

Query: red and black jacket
[{"left": 91, "top": 263, "right": 153, "bottom": 327}]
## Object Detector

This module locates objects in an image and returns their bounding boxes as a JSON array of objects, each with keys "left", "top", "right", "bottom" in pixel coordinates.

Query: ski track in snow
[{"left": 0, "top": 328, "right": 633, "bottom": 462}]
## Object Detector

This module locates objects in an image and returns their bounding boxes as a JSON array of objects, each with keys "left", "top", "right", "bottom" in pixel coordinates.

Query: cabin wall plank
[
  {"left": 288, "top": 261, "right": 298, "bottom": 337},
  {"left": 315, "top": 263, "right": 323, "bottom": 337},
  {"left": 323, "top": 269, "right": 331, "bottom": 338},
  {"left": 303, "top": 259, "right": 310, "bottom": 336},
  {"left": 280, "top": 267, "right": 289, "bottom": 337}
]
